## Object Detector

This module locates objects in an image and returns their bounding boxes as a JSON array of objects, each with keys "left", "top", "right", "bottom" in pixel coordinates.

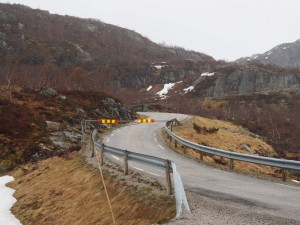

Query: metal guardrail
[
  {"left": 165, "top": 121, "right": 300, "bottom": 181},
  {"left": 95, "top": 143, "right": 168, "bottom": 170},
  {"left": 92, "top": 141, "right": 173, "bottom": 195}
]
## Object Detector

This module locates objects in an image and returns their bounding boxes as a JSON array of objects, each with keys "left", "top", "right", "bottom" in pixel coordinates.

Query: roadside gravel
[{"left": 163, "top": 188, "right": 299, "bottom": 225}]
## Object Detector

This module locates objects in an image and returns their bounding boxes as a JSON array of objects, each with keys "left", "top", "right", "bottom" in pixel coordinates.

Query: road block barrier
[
  {"left": 136, "top": 118, "right": 155, "bottom": 123},
  {"left": 98, "top": 119, "right": 120, "bottom": 124}
]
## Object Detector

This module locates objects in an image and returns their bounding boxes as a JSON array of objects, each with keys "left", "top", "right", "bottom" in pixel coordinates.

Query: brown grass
[
  {"left": 8, "top": 152, "right": 175, "bottom": 225},
  {"left": 164, "top": 116, "right": 297, "bottom": 180},
  {"left": 178, "top": 117, "right": 276, "bottom": 156}
]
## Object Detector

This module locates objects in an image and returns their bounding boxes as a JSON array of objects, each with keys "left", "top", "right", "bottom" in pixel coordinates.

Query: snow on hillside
[
  {"left": 0, "top": 176, "right": 22, "bottom": 225},
  {"left": 201, "top": 72, "right": 215, "bottom": 77},
  {"left": 146, "top": 85, "right": 152, "bottom": 91},
  {"left": 156, "top": 81, "right": 182, "bottom": 99},
  {"left": 183, "top": 86, "right": 194, "bottom": 93},
  {"left": 156, "top": 83, "right": 176, "bottom": 99}
]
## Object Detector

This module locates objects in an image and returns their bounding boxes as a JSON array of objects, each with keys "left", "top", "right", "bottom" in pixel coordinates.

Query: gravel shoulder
[{"left": 164, "top": 188, "right": 299, "bottom": 225}]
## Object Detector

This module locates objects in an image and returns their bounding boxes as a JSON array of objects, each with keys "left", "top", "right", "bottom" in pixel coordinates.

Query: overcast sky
[{"left": 1, "top": 0, "right": 300, "bottom": 61}]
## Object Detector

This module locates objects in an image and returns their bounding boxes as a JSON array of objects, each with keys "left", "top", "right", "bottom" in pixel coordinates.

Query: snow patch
[
  {"left": 201, "top": 72, "right": 215, "bottom": 77},
  {"left": 183, "top": 86, "right": 194, "bottom": 93},
  {"left": 267, "top": 52, "right": 272, "bottom": 55},
  {"left": 154, "top": 65, "right": 162, "bottom": 69},
  {"left": 265, "top": 56, "right": 269, "bottom": 59},
  {"left": 156, "top": 83, "right": 176, "bottom": 99},
  {"left": 0, "top": 176, "right": 22, "bottom": 225},
  {"left": 146, "top": 86, "right": 152, "bottom": 91},
  {"left": 282, "top": 47, "right": 287, "bottom": 50},
  {"left": 291, "top": 179, "right": 300, "bottom": 184}
]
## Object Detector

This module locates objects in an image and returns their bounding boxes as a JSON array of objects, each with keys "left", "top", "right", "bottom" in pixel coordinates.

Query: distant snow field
[
  {"left": 201, "top": 72, "right": 215, "bottom": 77},
  {"left": 0, "top": 176, "right": 22, "bottom": 225}
]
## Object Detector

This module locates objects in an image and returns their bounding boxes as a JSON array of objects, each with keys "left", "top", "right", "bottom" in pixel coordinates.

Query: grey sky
[{"left": 1, "top": 0, "right": 300, "bottom": 61}]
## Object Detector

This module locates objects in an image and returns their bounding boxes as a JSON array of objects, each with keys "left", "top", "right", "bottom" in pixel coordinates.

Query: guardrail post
[
  {"left": 183, "top": 145, "right": 186, "bottom": 154},
  {"left": 230, "top": 159, "right": 234, "bottom": 171},
  {"left": 100, "top": 143, "right": 105, "bottom": 166},
  {"left": 282, "top": 169, "right": 287, "bottom": 182},
  {"left": 90, "top": 132, "right": 94, "bottom": 158},
  {"left": 81, "top": 121, "right": 85, "bottom": 142},
  {"left": 164, "top": 160, "right": 172, "bottom": 195},
  {"left": 200, "top": 151, "right": 203, "bottom": 161},
  {"left": 124, "top": 150, "right": 129, "bottom": 175},
  {"left": 169, "top": 134, "right": 172, "bottom": 142},
  {"left": 175, "top": 140, "right": 177, "bottom": 148}
]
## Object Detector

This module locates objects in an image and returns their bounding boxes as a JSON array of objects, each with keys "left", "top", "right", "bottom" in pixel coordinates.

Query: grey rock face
[
  {"left": 101, "top": 97, "right": 133, "bottom": 119},
  {"left": 39, "top": 87, "right": 58, "bottom": 97},
  {"left": 236, "top": 39, "right": 300, "bottom": 69},
  {"left": 196, "top": 68, "right": 300, "bottom": 98},
  {"left": 49, "top": 130, "right": 81, "bottom": 151}
]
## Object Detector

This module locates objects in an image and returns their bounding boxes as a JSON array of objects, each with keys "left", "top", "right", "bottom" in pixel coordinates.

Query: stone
[
  {"left": 63, "top": 131, "right": 81, "bottom": 142},
  {"left": 76, "top": 107, "right": 86, "bottom": 115},
  {"left": 45, "top": 121, "right": 61, "bottom": 131},
  {"left": 241, "top": 144, "right": 253, "bottom": 154},
  {"left": 0, "top": 32, "right": 5, "bottom": 40},
  {"left": 51, "top": 140, "right": 71, "bottom": 150},
  {"left": 39, "top": 87, "right": 57, "bottom": 97},
  {"left": 18, "top": 23, "right": 24, "bottom": 29},
  {"left": 58, "top": 95, "right": 67, "bottom": 101},
  {"left": 99, "top": 124, "right": 108, "bottom": 129}
]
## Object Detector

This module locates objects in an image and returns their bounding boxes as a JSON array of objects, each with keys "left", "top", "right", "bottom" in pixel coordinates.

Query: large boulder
[{"left": 39, "top": 87, "right": 57, "bottom": 97}]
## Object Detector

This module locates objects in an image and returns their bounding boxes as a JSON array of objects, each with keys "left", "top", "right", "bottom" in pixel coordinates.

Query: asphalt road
[{"left": 103, "top": 112, "right": 300, "bottom": 222}]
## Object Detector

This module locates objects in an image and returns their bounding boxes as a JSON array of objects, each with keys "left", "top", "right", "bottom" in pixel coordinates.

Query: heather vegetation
[{"left": 0, "top": 86, "right": 135, "bottom": 171}]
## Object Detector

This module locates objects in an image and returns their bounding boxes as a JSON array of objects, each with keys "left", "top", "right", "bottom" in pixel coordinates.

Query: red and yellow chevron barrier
[
  {"left": 98, "top": 119, "right": 120, "bottom": 124},
  {"left": 136, "top": 118, "right": 155, "bottom": 123}
]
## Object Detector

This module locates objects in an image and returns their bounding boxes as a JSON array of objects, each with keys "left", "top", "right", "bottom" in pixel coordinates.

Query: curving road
[{"left": 103, "top": 112, "right": 300, "bottom": 222}]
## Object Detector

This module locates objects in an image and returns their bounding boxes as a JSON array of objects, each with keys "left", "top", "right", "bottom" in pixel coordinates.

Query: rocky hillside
[
  {"left": 0, "top": 3, "right": 214, "bottom": 92},
  {"left": 124, "top": 63, "right": 300, "bottom": 104},
  {"left": 0, "top": 86, "right": 135, "bottom": 171},
  {"left": 236, "top": 39, "right": 300, "bottom": 69},
  {"left": 191, "top": 64, "right": 300, "bottom": 98}
]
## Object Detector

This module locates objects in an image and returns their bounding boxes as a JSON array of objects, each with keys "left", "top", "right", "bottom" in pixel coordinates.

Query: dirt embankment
[{"left": 8, "top": 152, "right": 175, "bottom": 225}]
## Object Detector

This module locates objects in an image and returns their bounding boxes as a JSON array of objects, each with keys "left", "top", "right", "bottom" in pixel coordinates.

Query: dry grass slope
[
  {"left": 164, "top": 116, "right": 299, "bottom": 180},
  {"left": 8, "top": 152, "right": 175, "bottom": 225}
]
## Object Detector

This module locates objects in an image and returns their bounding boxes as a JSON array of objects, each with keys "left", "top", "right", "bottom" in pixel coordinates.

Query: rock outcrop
[
  {"left": 194, "top": 66, "right": 300, "bottom": 98},
  {"left": 236, "top": 39, "right": 300, "bottom": 69}
]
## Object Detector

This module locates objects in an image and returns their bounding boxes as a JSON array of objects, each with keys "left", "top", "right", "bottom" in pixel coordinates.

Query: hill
[{"left": 0, "top": 3, "right": 214, "bottom": 92}]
